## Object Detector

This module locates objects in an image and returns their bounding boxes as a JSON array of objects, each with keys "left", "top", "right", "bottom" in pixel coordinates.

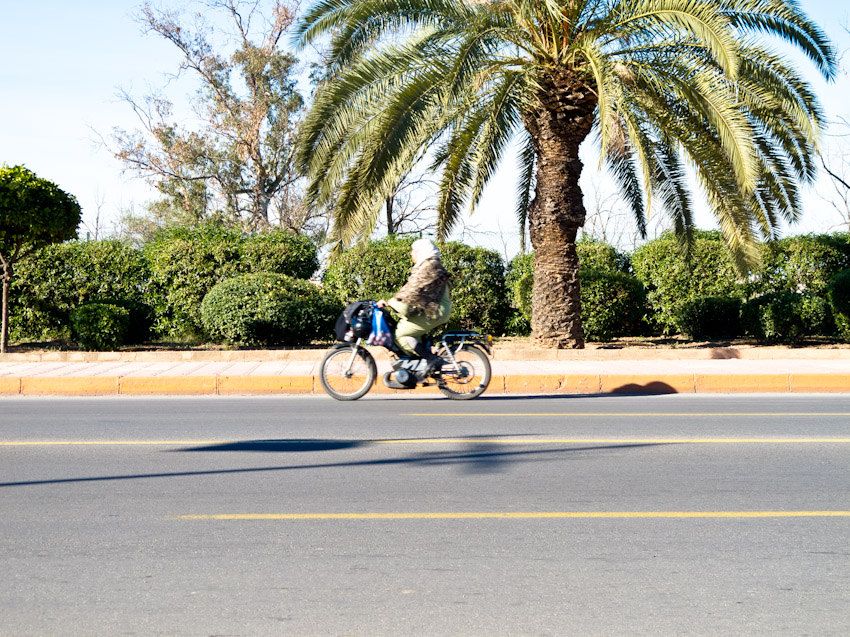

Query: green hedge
[
  {"left": 741, "top": 292, "right": 832, "bottom": 344},
  {"left": 631, "top": 231, "right": 745, "bottom": 335},
  {"left": 505, "top": 243, "right": 645, "bottom": 341},
  {"left": 323, "top": 236, "right": 511, "bottom": 335},
  {"left": 752, "top": 234, "right": 850, "bottom": 297},
  {"left": 9, "top": 240, "right": 152, "bottom": 342},
  {"left": 70, "top": 303, "right": 130, "bottom": 351},
  {"left": 827, "top": 270, "right": 850, "bottom": 341},
  {"left": 679, "top": 296, "right": 742, "bottom": 340},
  {"left": 144, "top": 224, "right": 319, "bottom": 339},
  {"left": 200, "top": 273, "right": 341, "bottom": 346}
]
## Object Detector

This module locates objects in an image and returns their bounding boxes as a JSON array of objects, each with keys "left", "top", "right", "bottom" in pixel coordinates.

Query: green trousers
[{"left": 387, "top": 288, "right": 451, "bottom": 356}]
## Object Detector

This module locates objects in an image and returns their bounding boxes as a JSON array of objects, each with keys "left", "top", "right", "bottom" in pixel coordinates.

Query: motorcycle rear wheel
[{"left": 437, "top": 345, "right": 491, "bottom": 400}]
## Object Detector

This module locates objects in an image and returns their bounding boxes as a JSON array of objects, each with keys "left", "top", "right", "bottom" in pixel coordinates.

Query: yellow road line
[
  {"left": 4, "top": 438, "right": 850, "bottom": 446},
  {"left": 402, "top": 412, "right": 850, "bottom": 417},
  {"left": 179, "top": 511, "right": 850, "bottom": 520}
]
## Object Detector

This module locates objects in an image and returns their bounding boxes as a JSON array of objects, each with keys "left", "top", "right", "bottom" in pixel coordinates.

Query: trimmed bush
[
  {"left": 440, "top": 242, "right": 511, "bottom": 334},
  {"left": 322, "top": 236, "right": 511, "bottom": 335},
  {"left": 9, "top": 239, "right": 152, "bottom": 342},
  {"left": 200, "top": 273, "right": 341, "bottom": 346},
  {"left": 580, "top": 269, "right": 646, "bottom": 341},
  {"left": 741, "top": 292, "right": 823, "bottom": 344},
  {"left": 679, "top": 296, "right": 742, "bottom": 340},
  {"left": 144, "top": 224, "right": 319, "bottom": 339},
  {"left": 631, "top": 231, "right": 745, "bottom": 335},
  {"left": 827, "top": 269, "right": 850, "bottom": 341},
  {"left": 753, "top": 234, "right": 850, "bottom": 297},
  {"left": 70, "top": 303, "right": 130, "bottom": 351},
  {"left": 505, "top": 249, "right": 645, "bottom": 341}
]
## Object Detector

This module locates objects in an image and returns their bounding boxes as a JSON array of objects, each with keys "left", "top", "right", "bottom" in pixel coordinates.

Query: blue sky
[{"left": 2, "top": 0, "right": 849, "bottom": 255}]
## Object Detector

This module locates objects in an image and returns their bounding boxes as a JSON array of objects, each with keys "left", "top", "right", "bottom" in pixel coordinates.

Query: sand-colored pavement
[{"left": 1, "top": 345, "right": 848, "bottom": 395}]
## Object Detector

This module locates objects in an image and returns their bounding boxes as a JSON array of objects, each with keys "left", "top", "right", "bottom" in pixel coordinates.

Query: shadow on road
[{"left": 0, "top": 439, "right": 666, "bottom": 488}]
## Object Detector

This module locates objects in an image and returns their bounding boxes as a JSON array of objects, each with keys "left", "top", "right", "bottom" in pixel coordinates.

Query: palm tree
[{"left": 294, "top": 0, "right": 836, "bottom": 347}]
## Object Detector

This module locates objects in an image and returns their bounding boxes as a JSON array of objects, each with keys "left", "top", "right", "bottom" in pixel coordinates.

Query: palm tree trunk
[
  {"left": 524, "top": 77, "right": 597, "bottom": 348},
  {"left": 1, "top": 262, "right": 11, "bottom": 354}
]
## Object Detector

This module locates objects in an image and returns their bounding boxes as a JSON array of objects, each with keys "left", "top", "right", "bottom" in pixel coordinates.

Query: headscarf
[{"left": 411, "top": 238, "right": 440, "bottom": 265}]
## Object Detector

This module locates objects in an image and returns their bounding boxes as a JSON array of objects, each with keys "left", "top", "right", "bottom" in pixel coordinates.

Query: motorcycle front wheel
[
  {"left": 437, "top": 345, "right": 491, "bottom": 400},
  {"left": 319, "top": 346, "right": 376, "bottom": 401}
]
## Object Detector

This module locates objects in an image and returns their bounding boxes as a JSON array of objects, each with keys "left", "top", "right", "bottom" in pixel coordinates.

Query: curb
[{"left": 2, "top": 373, "right": 849, "bottom": 396}]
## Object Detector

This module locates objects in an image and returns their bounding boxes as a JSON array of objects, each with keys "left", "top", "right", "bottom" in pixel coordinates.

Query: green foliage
[
  {"left": 752, "top": 234, "right": 850, "bottom": 296},
  {"left": 679, "top": 296, "right": 742, "bottom": 340},
  {"left": 69, "top": 303, "right": 130, "bottom": 351},
  {"left": 200, "top": 273, "right": 341, "bottom": 346},
  {"left": 440, "top": 242, "right": 511, "bottom": 334},
  {"left": 323, "top": 235, "right": 415, "bottom": 301},
  {"left": 631, "top": 231, "right": 745, "bottom": 335},
  {"left": 240, "top": 230, "right": 320, "bottom": 280},
  {"left": 580, "top": 269, "right": 646, "bottom": 342},
  {"left": 9, "top": 240, "right": 152, "bottom": 342},
  {"left": 827, "top": 270, "right": 850, "bottom": 341},
  {"left": 0, "top": 165, "right": 81, "bottom": 256},
  {"left": 322, "top": 236, "right": 510, "bottom": 334},
  {"left": 741, "top": 292, "right": 830, "bottom": 344},
  {"left": 144, "top": 224, "right": 319, "bottom": 339},
  {"left": 505, "top": 247, "right": 645, "bottom": 341}
]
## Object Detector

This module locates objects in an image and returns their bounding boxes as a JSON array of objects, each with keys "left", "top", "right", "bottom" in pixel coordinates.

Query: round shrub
[
  {"left": 679, "top": 296, "right": 742, "bottom": 340},
  {"left": 200, "top": 273, "right": 342, "bottom": 346},
  {"left": 580, "top": 269, "right": 647, "bottom": 341},
  {"left": 632, "top": 231, "right": 745, "bottom": 335},
  {"left": 10, "top": 239, "right": 151, "bottom": 342},
  {"left": 323, "top": 236, "right": 510, "bottom": 335},
  {"left": 505, "top": 252, "right": 645, "bottom": 341},
  {"left": 827, "top": 269, "right": 850, "bottom": 342},
  {"left": 440, "top": 242, "right": 511, "bottom": 334},
  {"left": 70, "top": 303, "right": 130, "bottom": 351},
  {"left": 740, "top": 292, "right": 828, "bottom": 344},
  {"left": 240, "top": 230, "right": 319, "bottom": 280},
  {"left": 144, "top": 224, "right": 320, "bottom": 339}
]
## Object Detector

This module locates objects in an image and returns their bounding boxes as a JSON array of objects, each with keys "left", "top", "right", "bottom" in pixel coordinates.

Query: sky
[{"left": 2, "top": 0, "right": 850, "bottom": 260}]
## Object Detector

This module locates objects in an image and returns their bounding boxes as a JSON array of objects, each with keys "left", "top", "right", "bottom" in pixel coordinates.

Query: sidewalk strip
[{"left": 178, "top": 511, "right": 850, "bottom": 520}]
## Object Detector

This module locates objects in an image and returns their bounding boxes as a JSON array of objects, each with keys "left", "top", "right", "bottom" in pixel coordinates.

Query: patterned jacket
[{"left": 393, "top": 257, "right": 450, "bottom": 318}]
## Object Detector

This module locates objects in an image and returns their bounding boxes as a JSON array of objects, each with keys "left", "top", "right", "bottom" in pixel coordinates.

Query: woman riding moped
[{"left": 376, "top": 238, "right": 450, "bottom": 375}]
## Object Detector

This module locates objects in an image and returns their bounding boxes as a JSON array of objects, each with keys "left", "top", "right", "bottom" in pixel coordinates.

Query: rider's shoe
[{"left": 413, "top": 342, "right": 445, "bottom": 377}]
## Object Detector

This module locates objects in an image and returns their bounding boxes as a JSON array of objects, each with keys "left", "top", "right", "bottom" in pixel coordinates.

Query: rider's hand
[{"left": 376, "top": 299, "right": 387, "bottom": 309}]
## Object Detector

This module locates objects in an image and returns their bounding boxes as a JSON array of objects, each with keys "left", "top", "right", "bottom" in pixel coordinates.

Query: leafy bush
[
  {"left": 753, "top": 234, "right": 850, "bottom": 297},
  {"left": 505, "top": 248, "right": 645, "bottom": 340},
  {"left": 144, "top": 224, "right": 319, "bottom": 339},
  {"left": 240, "top": 230, "right": 319, "bottom": 280},
  {"left": 440, "top": 242, "right": 511, "bottom": 334},
  {"left": 580, "top": 269, "right": 646, "bottom": 341},
  {"left": 679, "top": 296, "right": 742, "bottom": 340},
  {"left": 740, "top": 291, "right": 831, "bottom": 344},
  {"left": 69, "top": 303, "right": 130, "bottom": 351},
  {"left": 200, "top": 273, "right": 341, "bottom": 346},
  {"left": 631, "top": 231, "right": 745, "bottom": 335},
  {"left": 323, "top": 236, "right": 510, "bottom": 334},
  {"left": 9, "top": 240, "right": 152, "bottom": 342},
  {"left": 827, "top": 269, "right": 850, "bottom": 341}
]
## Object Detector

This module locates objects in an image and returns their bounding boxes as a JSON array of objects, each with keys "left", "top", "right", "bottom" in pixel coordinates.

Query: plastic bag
[{"left": 367, "top": 304, "right": 394, "bottom": 346}]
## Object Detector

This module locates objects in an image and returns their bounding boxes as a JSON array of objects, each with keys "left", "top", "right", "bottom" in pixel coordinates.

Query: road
[{"left": 2, "top": 394, "right": 850, "bottom": 636}]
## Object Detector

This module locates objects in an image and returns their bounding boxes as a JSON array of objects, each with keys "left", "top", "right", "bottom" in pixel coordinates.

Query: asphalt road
[{"left": 2, "top": 394, "right": 850, "bottom": 636}]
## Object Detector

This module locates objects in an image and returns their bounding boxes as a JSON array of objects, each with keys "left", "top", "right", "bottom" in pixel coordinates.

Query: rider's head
[{"left": 411, "top": 238, "right": 440, "bottom": 265}]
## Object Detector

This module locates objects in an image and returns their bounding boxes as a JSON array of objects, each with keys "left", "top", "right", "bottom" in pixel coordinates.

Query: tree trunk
[
  {"left": 1, "top": 262, "right": 11, "bottom": 354},
  {"left": 523, "top": 74, "right": 597, "bottom": 348},
  {"left": 385, "top": 195, "right": 395, "bottom": 235}
]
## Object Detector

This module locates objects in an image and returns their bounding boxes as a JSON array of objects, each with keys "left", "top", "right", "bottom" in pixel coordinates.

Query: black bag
[{"left": 335, "top": 300, "right": 373, "bottom": 341}]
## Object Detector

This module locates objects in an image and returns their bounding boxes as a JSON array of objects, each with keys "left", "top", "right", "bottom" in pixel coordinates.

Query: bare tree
[{"left": 108, "top": 0, "right": 310, "bottom": 232}]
